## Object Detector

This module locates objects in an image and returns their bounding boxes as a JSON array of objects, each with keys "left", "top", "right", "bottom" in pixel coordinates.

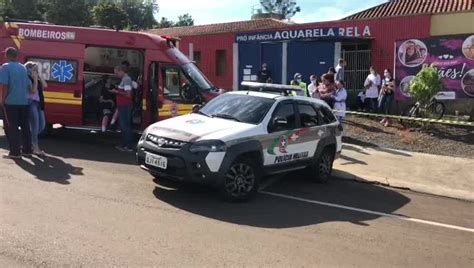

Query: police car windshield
[
  {"left": 200, "top": 94, "right": 275, "bottom": 125},
  {"left": 181, "top": 63, "right": 214, "bottom": 91}
]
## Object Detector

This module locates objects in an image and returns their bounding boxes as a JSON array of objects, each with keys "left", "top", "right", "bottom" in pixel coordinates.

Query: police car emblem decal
[{"left": 267, "top": 128, "right": 310, "bottom": 155}]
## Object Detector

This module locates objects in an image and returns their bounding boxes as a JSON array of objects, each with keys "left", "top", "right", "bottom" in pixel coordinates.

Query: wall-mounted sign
[
  {"left": 236, "top": 26, "right": 371, "bottom": 43},
  {"left": 395, "top": 34, "right": 474, "bottom": 100}
]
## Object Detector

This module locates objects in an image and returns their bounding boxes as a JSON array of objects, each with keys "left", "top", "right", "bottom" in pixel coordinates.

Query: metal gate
[{"left": 342, "top": 50, "right": 371, "bottom": 90}]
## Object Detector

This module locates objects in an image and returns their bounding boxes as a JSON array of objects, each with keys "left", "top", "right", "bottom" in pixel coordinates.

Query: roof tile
[
  {"left": 343, "top": 0, "right": 473, "bottom": 20},
  {"left": 148, "top": 18, "right": 290, "bottom": 37}
]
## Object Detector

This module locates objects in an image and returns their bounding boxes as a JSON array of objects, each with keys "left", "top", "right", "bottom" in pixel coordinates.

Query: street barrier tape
[{"left": 333, "top": 110, "right": 474, "bottom": 127}]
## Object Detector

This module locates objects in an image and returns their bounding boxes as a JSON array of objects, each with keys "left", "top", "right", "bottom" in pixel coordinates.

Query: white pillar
[
  {"left": 188, "top": 43, "right": 194, "bottom": 61},
  {"left": 334, "top": 42, "right": 341, "bottom": 67},
  {"left": 282, "top": 42, "right": 288, "bottom": 85},
  {"left": 233, "top": 42, "right": 239, "bottom": 91}
]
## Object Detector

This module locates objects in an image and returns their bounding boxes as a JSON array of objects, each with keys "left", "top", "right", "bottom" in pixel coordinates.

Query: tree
[
  {"left": 0, "top": 0, "right": 44, "bottom": 21},
  {"left": 258, "top": 0, "right": 301, "bottom": 19},
  {"left": 119, "top": 0, "right": 158, "bottom": 30},
  {"left": 42, "top": 0, "right": 92, "bottom": 26},
  {"left": 409, "top": 64, "right": 442, "bottom": 105},
  {"left": 92, "top": 2, "right": 129, "bottom": 30},
  {"left": 175, "top": 13, "right": 194, "bottom": 27},
  {"left": 156, "top": 17, "right": 174, "bottom": 28}
]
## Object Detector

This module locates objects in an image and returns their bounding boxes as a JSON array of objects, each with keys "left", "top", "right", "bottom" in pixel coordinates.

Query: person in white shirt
[
  {"left": 332, "top": 80, "right": 347, "bottom": 123},
  {"left": 335, "top": 59, "right": 346, "bottom": 82},
  {"left": 307, "top": 74, "right": 319, "bottom": 98},
  {"left": 364, "top": 66, "right": 381, "bottom": 112}
]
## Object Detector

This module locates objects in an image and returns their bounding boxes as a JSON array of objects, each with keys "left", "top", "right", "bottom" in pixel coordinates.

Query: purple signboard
[{"left": 395, "top": 34, "right": 474, "bottom": 101}]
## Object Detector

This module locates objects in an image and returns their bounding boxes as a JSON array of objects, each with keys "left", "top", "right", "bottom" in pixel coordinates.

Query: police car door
[{"left": 262, "top": 100, "right": 314, "bottom": 170}]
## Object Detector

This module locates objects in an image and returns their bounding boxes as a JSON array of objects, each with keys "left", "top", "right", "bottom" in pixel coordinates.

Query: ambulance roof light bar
[{"left": 240, "top": 81, "right": 302, "bottom": 96}]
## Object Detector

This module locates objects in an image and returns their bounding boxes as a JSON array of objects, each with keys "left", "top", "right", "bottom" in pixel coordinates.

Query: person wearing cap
[
  {"left": 292, "top": 73, "right": 309, "bottom": 97},
  {"left": 0, "top": 47, "right": 34, "bottom": 159}
]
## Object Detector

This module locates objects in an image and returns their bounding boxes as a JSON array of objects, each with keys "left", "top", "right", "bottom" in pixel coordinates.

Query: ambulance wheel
[
  {"left": 220, "top": 158, "right": 260, "bottom": 202},
  {"left": 310, "top": 147, "right": 335, "bottom": 183}
]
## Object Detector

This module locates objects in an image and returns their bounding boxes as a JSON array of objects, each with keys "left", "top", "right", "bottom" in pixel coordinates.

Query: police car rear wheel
[
  {"left": 221, "top": 159, "right": 259, "bottom": 201},
  {"left": 312, "top": 148, "right": 334, "bottom": 183}
]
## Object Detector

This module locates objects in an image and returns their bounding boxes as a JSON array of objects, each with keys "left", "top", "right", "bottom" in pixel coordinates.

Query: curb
[{"left": 332, "top": 170, "right": 474, "bottom": 202}]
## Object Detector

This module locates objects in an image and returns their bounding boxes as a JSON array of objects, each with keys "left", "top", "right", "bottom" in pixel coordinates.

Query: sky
[{"left": 158, "top": 0, "right": 389, "bottom": 25}]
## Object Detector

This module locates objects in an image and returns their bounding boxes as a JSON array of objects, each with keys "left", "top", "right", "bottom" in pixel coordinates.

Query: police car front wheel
[{"left": 220, "top": 159, "right": 260, "bottom": 201}]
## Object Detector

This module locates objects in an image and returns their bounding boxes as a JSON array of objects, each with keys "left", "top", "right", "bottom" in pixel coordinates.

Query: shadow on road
[
  {"left": 152, "top": 172, "right": 411, "bottom": 229},
  {"left": 342, "top": 138, "right": 412, "bottom": 157},
  {"left": 0, "top": 129, "right": 137, "bottom": 166},
  {"left": 13, "top": 155, "right": 83, "bottom": 184}
]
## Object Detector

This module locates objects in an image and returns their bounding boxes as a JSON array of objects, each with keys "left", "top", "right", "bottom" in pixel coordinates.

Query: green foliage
[
  {"left": 0, "top": 0, "right": 44, "bottom": 21},
  {"left": 156, "top": 17, "right": 174, "bottom": 28},
  {"left": 0, "top": 0, "right": 161, "bottom": 29},
  {"left": 118, "top": 0, "right": 158, "bottom": 30},
  {"left": 92, "top": 2, "right": 129, "bottom": 30},
  {"left": 259, "top": 0, "right": 301, "bottom": 19},
  {"left": 43, "top": 0, "right": 92, "bottom": 26},
  {"left": 409, "top": 64, "right": 442, "bottom": 104},
  {"left": 155, "top": 13, "right": 194, "bottom": 28},
  {"left": 175, "top": 13, "right": 194, "bottom": 27}
]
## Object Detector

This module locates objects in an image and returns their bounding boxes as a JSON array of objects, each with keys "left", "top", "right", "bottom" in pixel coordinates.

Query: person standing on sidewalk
[
  {"left": 335, "top": 58, "right": 346, "bottom": 82},
  {"left": 378, "top": 69, "right": 395, "bottom": 127},
  {"left": 0, "top": 47, "right": 34, "bottom": 159},
  {"left": 25, "top": 62, "right": 47, "bottom": 155},
  {"left": 363, "top": 66, "right": 381, "bottom": 113},
  {"left": 110, "top": 65, "right": 134, "bottom": 152},
  {"left": 257, "top": 63, "right": 271, "bottom": 83},
  {"left": 308, "top": 75, "right": 319, "bottom": 98},
  {"left": 332, "top": 80, "right": 347, "bottom": 123}
]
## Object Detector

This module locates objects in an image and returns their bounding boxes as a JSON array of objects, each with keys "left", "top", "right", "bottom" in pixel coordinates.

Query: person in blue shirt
[{"left": 0, "top": 47, "right": 34, "bottom": 159}]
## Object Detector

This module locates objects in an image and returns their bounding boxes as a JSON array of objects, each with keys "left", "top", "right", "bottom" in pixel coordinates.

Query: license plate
[{"left": 145, "top": 153, "right": 168, "bottom": 170}]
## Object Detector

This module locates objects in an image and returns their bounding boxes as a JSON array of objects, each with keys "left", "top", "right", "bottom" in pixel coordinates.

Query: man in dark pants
[
  {"left": 0, "top": 47, "right": 34, "bottom": 159},
  {"left": 110, "top": 65, "right": 134, "bottom": 152}
]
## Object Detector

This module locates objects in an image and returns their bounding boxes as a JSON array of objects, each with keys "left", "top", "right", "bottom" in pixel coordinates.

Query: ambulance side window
[{"left": 161, "top": 66, "right": 181, "bottom": 98}]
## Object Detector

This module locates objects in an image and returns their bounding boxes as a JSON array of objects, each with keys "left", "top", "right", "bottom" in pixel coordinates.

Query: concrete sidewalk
[{"left": 334, "top": 144, "right": 474, "bottom": 202}]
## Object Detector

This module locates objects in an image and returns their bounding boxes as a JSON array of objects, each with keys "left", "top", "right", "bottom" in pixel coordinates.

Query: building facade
[{"left": 150, "top": 0, "right": 473, "bottom": 109}]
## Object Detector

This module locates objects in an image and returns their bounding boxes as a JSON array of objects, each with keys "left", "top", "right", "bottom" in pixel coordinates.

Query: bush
[{"left": 409, "top": 64, "right": 442, "bottom": 105}]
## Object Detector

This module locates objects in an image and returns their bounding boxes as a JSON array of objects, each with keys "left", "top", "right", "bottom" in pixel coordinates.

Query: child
[{"left": 99, "top": 76, "right": 116, "bottom": 132}]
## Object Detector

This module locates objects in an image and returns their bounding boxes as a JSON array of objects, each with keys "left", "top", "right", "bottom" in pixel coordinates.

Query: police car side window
[
  {"left": 270, "top": 103, "right": 296, "bottom": 132},
  {"left": 298, "top": 103, "right": 319, "bottom": 127},
  {"left": 315, "top": 106, "right": 337, "bottom": 125}
]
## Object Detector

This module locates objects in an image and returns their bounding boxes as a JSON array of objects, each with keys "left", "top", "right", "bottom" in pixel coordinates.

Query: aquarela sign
[
  {"left": 395, "top": 34, "right": 474, "bottom": 100},
  {"left": 236, "top": 26, "right": 371, "bottom": 43}
]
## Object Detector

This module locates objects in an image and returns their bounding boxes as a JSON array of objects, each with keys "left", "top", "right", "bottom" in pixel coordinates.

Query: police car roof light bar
[{"left": 240, "top": 81, "right": 302, "bottom": 96}]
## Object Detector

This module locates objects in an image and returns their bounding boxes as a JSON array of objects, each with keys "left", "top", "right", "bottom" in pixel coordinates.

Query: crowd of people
[
  {"left": 257, "top": 58, "right": 395, "bottom": 126},
  {"left": 0, "top": 47, "right": 135, "bottom": 159}
]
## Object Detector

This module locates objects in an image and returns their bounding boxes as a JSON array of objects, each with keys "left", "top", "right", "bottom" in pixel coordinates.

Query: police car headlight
[
  {"left": 139, "top": 127, "right": 148, "bottom": 142},
  {"left": 189, "top": 140, "right": 226, "bottom": 153}
]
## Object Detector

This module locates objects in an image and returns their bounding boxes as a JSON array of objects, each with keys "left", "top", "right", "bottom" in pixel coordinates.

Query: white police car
[{"left": 137, "top": 82, "right": 343, "bottom": 201}]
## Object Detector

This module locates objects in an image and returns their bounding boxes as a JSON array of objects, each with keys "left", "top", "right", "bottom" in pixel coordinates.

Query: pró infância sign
[{"left": 236, "top": 26, "right": 371, "bottom": 43}]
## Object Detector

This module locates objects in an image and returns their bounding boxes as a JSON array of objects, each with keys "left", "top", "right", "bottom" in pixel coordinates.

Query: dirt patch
[{"left": 342, "top": 115, "right": 474, "bottom": 159}]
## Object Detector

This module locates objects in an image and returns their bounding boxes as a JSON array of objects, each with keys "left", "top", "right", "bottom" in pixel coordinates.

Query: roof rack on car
[{"left": 240, "top": 81, "right": 302, "bottom": 96}]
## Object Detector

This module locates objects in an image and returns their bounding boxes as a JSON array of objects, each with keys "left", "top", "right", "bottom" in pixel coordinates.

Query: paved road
[{"left": 1, "top": 129, "right": 473, "bottom": 267}]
